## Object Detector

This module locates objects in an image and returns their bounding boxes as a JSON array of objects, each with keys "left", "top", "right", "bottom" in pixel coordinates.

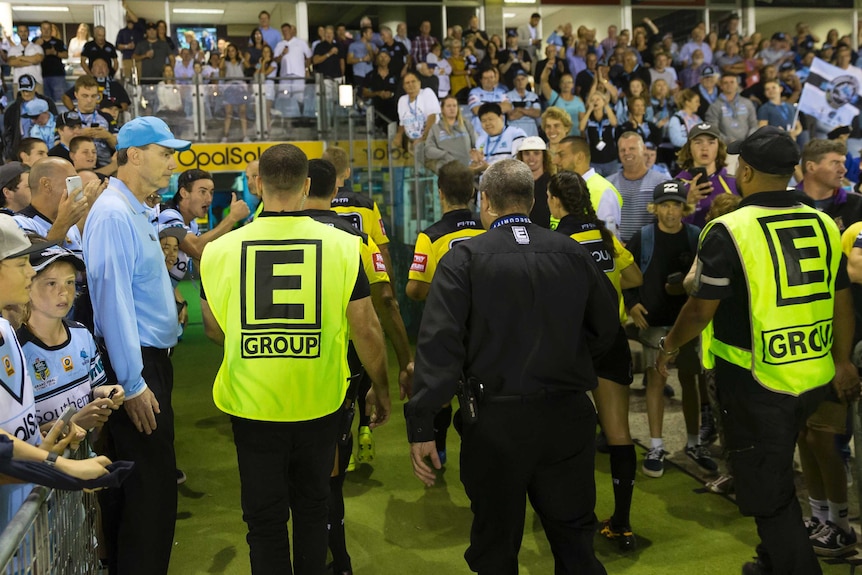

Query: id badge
[{"left": 596, "top": 141, "right": 607, "bottom": 151}]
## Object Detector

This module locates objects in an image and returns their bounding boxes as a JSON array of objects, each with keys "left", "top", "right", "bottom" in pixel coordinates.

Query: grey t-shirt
[{"left": 134, "top": 39, "right": 172, "bottom": 80}]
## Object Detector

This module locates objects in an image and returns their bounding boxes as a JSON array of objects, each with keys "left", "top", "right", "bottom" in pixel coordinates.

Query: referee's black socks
[{"left": 609, "top": 444, "right": 636, "bottom": 529}]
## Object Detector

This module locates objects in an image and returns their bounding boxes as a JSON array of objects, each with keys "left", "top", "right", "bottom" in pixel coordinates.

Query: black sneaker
[
  {"left": 706, "top": 474, "right": 734, "bottom": 494},
  {"left": 176, "top": 469, "right": 187, "bottom": 485},
  {"left": 663, "top": 384, "right": 675, "bottom": 398},
  {"left": 805, "top": 516, "right": 825, "bottom": 538},
  {"left": 599, "top": 518, "right": 637, "bottom": 551},
  {"left": 642, "top": 447, "right": 667, "bottom": 478},
  {"left": 699, "top": 404, "right": 717, "bottom": 445},
  {"left": 811, "top": 521, "right": 858, "bottom": 557},
  {"left": 741, "top": 558, "right": 771, "bottom": 575},
  {"left": 685, "top": 444, "right": 718, "bottom": 473}
]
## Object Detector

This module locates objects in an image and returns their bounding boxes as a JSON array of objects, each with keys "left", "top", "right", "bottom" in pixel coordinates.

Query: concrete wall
[{"left": 753, "top": 8, "right": 854, "bottom": 41}]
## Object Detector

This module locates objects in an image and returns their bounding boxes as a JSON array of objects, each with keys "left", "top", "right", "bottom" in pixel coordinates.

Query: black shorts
[{"left": 593, "top": 325, "right": 633, "bottom": 386}]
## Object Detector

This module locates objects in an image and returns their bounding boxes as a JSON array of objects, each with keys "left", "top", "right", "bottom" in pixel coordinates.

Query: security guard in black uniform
[
  {"left": 656, "top": 127, "right": 861, "bottom": 575},
  {"left": 405, "top": 159, "right": 619, "bottom": 575}
]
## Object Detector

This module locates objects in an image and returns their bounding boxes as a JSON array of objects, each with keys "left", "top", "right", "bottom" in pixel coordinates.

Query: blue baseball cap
[{"left": 116, "top": 117, "right": 191, "bottom": 151}]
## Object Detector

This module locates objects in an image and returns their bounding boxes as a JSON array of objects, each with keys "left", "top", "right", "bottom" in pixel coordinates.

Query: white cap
[{"left": 519, "top": 136, "right": 547, "bottom": 152}]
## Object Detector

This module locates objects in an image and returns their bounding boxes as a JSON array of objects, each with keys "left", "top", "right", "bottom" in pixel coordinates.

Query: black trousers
[
  {"left": 459, "top": 392, "right": 606, "bottom": 575},
  {"left": 716, "top": 359, "right": 828, "bottom": 575},
  {"left": 231, "top": 410, "right": 340, "bottom": 575},
  {"left": 99, "top": 347, "right": 177, "bottom": 575}
]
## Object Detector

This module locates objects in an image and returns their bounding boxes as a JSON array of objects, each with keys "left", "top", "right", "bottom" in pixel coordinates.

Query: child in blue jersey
[{"left": 17, "top": 243, "right": 124, "bottom": 435}]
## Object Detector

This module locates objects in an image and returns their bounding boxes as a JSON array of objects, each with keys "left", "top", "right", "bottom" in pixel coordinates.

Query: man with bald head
[
  {"left": 13, "top": 157, "right": 100, "bottom": 253},
  {"left": 14, "top": 156, "right": 104, "bottom": 327}
]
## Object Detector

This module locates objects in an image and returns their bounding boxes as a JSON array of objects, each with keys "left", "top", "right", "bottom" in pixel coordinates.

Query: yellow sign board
[{"left": 173, "top": 141, "right": 326, "bottom": 172}]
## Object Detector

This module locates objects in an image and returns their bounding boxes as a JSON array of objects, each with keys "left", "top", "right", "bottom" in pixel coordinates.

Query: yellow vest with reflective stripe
[
  {"left": 200, "top": 215, "right": 360, "bottom": 421},
  {"left": 702, "top": 203, "right": 841, "bottom": 395}
]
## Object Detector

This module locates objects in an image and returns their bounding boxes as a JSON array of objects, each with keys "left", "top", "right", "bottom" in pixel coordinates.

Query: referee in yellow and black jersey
[
  {"left": 405, "top": 160, "right": 484, "bottom": 464},
  {"left": 199, "top": 144, "right": 390, "bottom": 575},
  {"left": 323, "top": 147, "right": 393, "bottom": 273},
  {"left": 406, "top": 160, "right": 485, "bottom": 302}
]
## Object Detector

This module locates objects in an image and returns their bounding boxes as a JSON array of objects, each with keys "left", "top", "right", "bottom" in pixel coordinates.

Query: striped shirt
[{"left": 608, "top": 169, "right": 666, "bottom": 242}]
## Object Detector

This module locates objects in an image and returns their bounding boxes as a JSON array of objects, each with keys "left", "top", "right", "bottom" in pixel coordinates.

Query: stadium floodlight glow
[
  {"left": 172, "top": 8, "right": 225, "bottom": 14},
  {"left": 503, "top": 13, "right": 516, "bottom": 18},
  {"left": 503, "top": 0, "right": 537, "bottom": 4},
  {"left": 12, "top": 5, "right": 69, "bottom": 11}
]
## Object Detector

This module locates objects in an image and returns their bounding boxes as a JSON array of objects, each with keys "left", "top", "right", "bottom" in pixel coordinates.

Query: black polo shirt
[
  {"left": 82, "top": 40, "right": 118, "bottom": 75},
  {"left": 313, "top": 41, "right": 344, "bottom": 79},
  {"left": 379, "top": 40, "right": 408, "bottom": 78}
]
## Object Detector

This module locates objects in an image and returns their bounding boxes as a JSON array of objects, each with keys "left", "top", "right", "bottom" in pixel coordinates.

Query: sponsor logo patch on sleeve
[
  {"left": 373, "top": 252, "right": 387, "bottom": 272},
  {"left": 410, "top": 253, "right": 428, "bottom": 273}
]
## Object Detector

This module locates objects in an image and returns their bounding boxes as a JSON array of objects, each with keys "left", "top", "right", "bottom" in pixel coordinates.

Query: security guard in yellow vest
[
  {"left": 199, "top": 144, "right": 391, "bottom": 575},
  {"left": 656, "top": 127, "right": 861, "bottom": 575}
]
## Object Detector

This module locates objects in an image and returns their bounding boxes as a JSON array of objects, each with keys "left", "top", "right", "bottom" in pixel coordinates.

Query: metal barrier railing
[
  {"left": 0, "top": 486, "right": 100, "bottom": 575},
  {"left": 0, "top": 442, "right": 101, "bottom": 575}
]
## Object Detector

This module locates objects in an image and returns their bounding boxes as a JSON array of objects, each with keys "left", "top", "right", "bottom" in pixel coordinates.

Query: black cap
[
  {"left": 29, "top": 244, "right": 86, "bottom": 273},
  {"left": 652, "top": 180, "right": 688, "bottom": 204},
  {"left": 17, "top": 74, "right": 36, "bottom": 92},
  {"left": 772, "top": 32, "right": 787, "bottom": 41},
  {"left": 701, "top": 65, "right": 719, "bottom": 78},
  {"left": 57, "top": 111, "right": 83, "bottom": 127},
  {"left": 727, "top": 126, "right": 800, "bottom": 175},
  {"left": 0, "top": 162, "right": 26, "bottom": 191},
  {"left": 688, "top": 122, "right": 721, "bottom": 140},
  {"left": 778, "top": 61, "right": 795, "bottom": 72}
]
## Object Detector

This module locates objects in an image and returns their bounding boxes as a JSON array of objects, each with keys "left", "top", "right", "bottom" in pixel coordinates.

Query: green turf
[{"left": 169, "top": 286, "right": 851, "bottom": 574}]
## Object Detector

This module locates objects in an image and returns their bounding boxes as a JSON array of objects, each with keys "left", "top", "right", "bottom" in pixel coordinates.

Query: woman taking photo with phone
[{"left": 674, "top": 122, "right": 738, "bottom": 228}]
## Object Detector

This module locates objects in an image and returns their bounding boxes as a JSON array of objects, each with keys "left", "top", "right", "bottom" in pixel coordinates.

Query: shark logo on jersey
[
  {"left": 80, "top": 349, "right": 88, "bottom": 361},
  {"left": 2, "top": 356, "right": 13, "bottom": 377},
  {"left": 32, "top": 358, "right": 50, "bottom": 381},
  {"left": 62, "top": 356, "right": 73, "bottom": 372}
]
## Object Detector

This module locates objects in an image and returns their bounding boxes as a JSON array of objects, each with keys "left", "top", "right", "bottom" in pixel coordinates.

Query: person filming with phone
[
  {"left": 674, "top": 122, "right": 738, "bottom": 229},
  {"left": 12, "top": 158, "right": 105, "bottom": 329}
]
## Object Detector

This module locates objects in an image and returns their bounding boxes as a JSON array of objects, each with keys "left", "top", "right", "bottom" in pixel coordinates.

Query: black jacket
[{"left": 405, "top": 216, "right": 619, "bottom": 442}]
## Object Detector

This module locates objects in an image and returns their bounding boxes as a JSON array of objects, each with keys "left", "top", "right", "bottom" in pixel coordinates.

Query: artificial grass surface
[{"left": 169, "top": 286, "right": 850, "bottom": 574}]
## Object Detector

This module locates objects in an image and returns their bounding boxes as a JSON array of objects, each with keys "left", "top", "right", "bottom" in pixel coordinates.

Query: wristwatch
[{"left": 43, "top": 452, "right": 59, "bottom": 467}]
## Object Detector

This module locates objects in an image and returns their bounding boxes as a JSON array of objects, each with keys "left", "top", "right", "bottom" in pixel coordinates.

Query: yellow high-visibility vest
[
  {"left": 201, "top": 214, "right": 361, "bottom": 421},
  {"left": 701, "top": 203, "right": 841, "bottom": 395}
]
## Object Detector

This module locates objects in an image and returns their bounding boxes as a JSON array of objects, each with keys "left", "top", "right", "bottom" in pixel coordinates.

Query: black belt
[{"left": 483, "top": 389, "right": 580, "bottom": 404}]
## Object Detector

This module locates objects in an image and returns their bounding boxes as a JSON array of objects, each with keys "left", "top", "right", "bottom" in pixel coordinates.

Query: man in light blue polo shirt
[{"left": 83, "top": 116, "right": 190, "bottom": 575}]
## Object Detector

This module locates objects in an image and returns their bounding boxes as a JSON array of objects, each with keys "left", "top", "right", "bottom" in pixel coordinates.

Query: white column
[
  {"left": 0, "top": 3, "right": 11, "bottom": 38},
  {"left": 102, "top": 0, "right": 124, "bottom": 58},
  {"left": 296, "top": 1, "right": 309, "bottom": 42}
]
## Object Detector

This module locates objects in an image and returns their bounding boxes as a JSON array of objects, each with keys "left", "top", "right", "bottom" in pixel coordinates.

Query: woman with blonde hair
[
  {"left": 68, "top": 23, "right": 91, "bottom": 75},
  {"left": 425, "top": 95, "right": 478, "bottom": 173}
]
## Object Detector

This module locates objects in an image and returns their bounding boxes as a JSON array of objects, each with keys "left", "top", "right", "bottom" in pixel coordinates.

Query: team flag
[{"left": 798, "top": 57, "right": 862, "bottom": 131}]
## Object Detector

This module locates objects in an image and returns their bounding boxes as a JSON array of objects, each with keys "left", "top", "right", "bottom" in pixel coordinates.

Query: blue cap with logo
[{"left": 116, "top": 117, "right": 191, "bottom": 152}]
